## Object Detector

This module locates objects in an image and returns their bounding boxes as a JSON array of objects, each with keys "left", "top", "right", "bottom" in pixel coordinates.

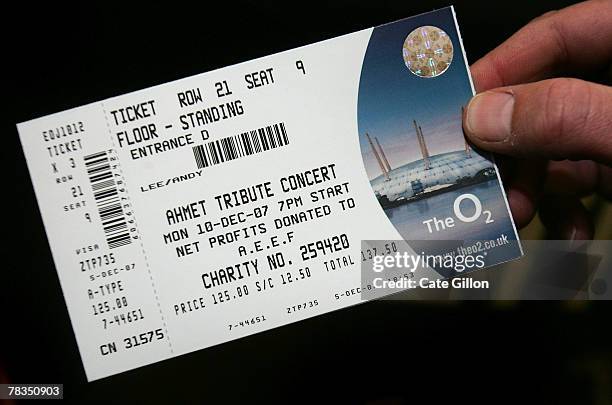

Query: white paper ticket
[{"left": 17, "top": 7, "right": 521, "bottom": 381}]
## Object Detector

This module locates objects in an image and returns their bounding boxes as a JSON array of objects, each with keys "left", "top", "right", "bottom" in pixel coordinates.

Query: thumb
[{"left": 463, "top": 78, "right": 612, "bottom": 165}]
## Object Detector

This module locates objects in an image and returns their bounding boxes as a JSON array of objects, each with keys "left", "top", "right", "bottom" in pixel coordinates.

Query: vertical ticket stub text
[{"left": 17, "top": 7, "right": 521, "bottom": 381}]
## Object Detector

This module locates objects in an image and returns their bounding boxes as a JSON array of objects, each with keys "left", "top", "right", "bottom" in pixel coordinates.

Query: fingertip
[
  {"left": 463, "top": 90, "right": 515, "bottom": 146},
  {"left": 469, "top": 61, "right": 501, "bottom": 93}
]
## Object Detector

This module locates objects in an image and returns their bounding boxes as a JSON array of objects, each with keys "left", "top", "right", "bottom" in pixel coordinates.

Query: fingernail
[{"left": 465, "top": 90, "right": 515, "bottom": 142}]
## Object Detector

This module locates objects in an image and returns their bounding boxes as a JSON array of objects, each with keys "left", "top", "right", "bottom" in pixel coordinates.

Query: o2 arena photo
[{"left": 366, "top": 119, "right": 495, "bottom": 209}]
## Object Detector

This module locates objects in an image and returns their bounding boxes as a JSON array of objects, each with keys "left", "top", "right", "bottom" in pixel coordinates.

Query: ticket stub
[{"left": 17, "top": 7, "right": 521, "bottom": 381}]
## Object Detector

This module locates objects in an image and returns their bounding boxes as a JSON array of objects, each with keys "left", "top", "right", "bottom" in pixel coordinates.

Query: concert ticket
[{"left": 17, "top": 6, "right": 521, "bottom": 381}]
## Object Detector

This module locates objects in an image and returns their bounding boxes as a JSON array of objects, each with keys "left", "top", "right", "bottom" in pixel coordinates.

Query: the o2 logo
[
  {"left": 423, "top": 193, "right": 493, "bottom": 234},
  {"left": 453, "top": 193, "right": 493, "bottom": 224}
]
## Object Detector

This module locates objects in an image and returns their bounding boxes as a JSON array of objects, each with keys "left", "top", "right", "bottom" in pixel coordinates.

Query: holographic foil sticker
[{"left": 403, "top": 25, "right": 453, "bottom": 78}]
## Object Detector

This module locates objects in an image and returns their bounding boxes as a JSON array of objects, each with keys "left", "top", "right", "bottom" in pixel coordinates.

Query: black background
[{"left": 3, "top": 1, "right": 611, "bottom": 404}]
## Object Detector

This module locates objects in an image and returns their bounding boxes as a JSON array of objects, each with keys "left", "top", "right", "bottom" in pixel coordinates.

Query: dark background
[{"left": 3, "top": 1, "right": 611, "bottom": 404}]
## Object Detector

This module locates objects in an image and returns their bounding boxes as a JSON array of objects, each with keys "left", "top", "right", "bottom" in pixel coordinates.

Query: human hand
[{"left": 462, "top": 0, "right": 612, "bottom": 239}]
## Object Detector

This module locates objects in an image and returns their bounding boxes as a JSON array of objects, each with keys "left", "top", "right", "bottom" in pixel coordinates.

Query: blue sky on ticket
[{"left": 358, "top": 7, "right": 475, "bottom": 175}]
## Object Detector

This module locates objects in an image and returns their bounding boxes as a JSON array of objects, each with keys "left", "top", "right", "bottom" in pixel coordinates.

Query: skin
[{"left": 462, "top": 0, "right": 612, "bottom": 239}]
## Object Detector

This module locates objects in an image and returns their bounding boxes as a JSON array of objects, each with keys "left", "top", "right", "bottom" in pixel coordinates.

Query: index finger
[{"left": 471, "top": 0, "right": 612, "bottom": 92}]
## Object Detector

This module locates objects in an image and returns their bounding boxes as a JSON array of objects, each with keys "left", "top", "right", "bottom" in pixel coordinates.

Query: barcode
[
  {"left": 193, "top": 122, "right": 289, "bottom": 169},
  {"left": 84, "top": 151, "right": 132, "bottom": 249}
]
